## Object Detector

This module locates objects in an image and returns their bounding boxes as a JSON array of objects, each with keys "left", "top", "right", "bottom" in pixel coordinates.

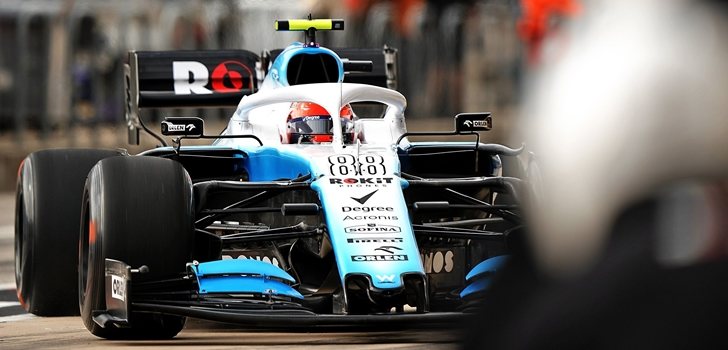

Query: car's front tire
[{"left": 79, "top": 156, "right": 194, "bottom": 339}]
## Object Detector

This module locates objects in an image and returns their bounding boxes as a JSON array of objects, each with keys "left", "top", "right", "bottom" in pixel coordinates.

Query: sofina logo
[{"left": 344, "top": 223, "right": 401, "bottom": 233}]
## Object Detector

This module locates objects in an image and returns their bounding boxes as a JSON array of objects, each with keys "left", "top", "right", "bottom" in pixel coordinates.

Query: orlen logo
[
  {"left": 173, "top": 60, "right": 252, "bottom": 95},
  {"left": 163, "top": 122, "right": 195, "bottom": 132}
]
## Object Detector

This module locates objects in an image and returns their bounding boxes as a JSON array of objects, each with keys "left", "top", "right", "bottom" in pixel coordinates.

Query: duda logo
[
  {"left": 173, "top": 60, "right": 252, "bottom": 95},
  {"left": 463, "top": 120, "right": 490, "bottom": 128},
  {"left": 456, "top": 112, "right": 492, "bottom": 132}
]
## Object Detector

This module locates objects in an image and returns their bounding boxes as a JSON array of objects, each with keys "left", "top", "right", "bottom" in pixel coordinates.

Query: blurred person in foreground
[{"left": 463, "top": 0, "right": 728, "bottom": 348}]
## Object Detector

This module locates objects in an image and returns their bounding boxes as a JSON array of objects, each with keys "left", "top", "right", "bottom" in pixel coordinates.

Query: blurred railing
[{"left": 0, "top": 0, "right": 524, "bottom": 141}]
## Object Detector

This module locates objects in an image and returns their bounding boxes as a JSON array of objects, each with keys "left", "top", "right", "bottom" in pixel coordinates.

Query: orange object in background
[
  {"left": 344, "top": 0, "right": 423, "bottom": 38},
  {"left": 518, "top": 0, "right": 581, "bottom": 64}
]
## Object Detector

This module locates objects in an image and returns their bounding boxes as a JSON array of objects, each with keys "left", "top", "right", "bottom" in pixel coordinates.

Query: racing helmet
[{"left": 286, "top": 102, "right": 356, "bottom": 144}]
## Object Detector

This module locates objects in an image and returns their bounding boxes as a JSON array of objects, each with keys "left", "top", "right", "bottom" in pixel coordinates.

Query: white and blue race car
[{"left": 15, "top": 18, "right": 525, "bottom": 339}]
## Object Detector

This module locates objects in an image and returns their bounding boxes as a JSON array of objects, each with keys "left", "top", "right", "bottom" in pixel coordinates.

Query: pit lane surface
[{"left": 0, "top": 193, "right": 461, "bottom": 349}]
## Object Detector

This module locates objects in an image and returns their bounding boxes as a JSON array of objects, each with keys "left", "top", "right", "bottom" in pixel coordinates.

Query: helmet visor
[{"left": 289, "top": 116, "right": 353, "bottom": 134}]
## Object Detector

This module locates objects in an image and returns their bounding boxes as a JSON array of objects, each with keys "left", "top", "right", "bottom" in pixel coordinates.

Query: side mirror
[
  {"left": 455, "top": 113, "right": 492, "bottom": 132},
  {"left": 161, "top": 117, "right": 205, "bottom": 137},
  {"left": 342, "top": 59, "right": 374, "bottom": 72}
]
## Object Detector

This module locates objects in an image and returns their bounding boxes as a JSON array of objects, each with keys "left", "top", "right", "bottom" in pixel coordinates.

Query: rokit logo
[
  {"left": 329, "top": 177, "right": 394, "bottom": 187},
  {"left": 173, "top": 60, "right": 253, "bottom": 95},
  {"left": 345, "top": 223, "right": 401, "bottom": 233}
]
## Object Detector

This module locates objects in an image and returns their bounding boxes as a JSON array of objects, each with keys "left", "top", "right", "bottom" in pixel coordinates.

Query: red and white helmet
[{"left": 286, "top": 102, "right": 356, "bottom": 144}]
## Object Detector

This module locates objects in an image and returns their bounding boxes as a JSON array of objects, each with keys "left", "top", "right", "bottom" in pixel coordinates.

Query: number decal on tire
[{"left": 111, "top": 275, "right": 125, "bottom": 301}]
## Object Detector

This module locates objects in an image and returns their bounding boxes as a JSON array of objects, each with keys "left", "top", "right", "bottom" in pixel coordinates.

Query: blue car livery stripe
[{"left": 312, "top": 175, "right": 424, "bottom": 289}]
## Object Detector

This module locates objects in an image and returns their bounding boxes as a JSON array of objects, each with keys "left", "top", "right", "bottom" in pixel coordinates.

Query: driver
[{"left": 285, "top": 102, "right": 356, "bottom": 144}]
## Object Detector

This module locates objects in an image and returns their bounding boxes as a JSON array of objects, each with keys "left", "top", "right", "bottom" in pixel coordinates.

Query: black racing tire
[
  {"left": 15, "top": 148, "right": 123, "bottom": 316},
  {"left": 79, "top": 156, "right": 194, "bottom": 339}
]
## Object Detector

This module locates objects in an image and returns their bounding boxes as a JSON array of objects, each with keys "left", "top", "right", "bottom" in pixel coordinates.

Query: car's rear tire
[
  {"left": 79, "top": 156, "right": 194, "bottom": 339},
  {"left": 15, "top": 149, "right": 123, "bottom": 316}
]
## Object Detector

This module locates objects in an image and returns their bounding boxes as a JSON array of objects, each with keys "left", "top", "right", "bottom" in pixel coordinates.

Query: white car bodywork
[{"left": 217, "top": 82, "right": 408, "bottom": 148}]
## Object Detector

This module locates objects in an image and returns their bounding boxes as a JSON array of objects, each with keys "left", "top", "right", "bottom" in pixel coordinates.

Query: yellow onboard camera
[{"left": 275, "top": 17, "right": 344, "bottom": 46}]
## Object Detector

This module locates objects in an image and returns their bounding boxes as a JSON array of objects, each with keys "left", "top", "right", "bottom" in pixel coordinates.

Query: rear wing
[
  {"left": 264, "top": 47, "right": 398, "bottom": 89},
  {"left": 124, "top": 47, "right": 398, "bottom": 145},
  {"left": 124, "top": 50, "right": 259, "bottom": 144}
]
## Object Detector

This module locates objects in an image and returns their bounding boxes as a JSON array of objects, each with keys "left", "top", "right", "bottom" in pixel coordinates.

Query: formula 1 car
[{"left": 15, "top": 19, "right": 527, "bottom": 339}]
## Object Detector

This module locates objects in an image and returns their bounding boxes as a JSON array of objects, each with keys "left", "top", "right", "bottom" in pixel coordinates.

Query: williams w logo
[{"left": 375, "top": 274, "right": 396, "bottom": 283}]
